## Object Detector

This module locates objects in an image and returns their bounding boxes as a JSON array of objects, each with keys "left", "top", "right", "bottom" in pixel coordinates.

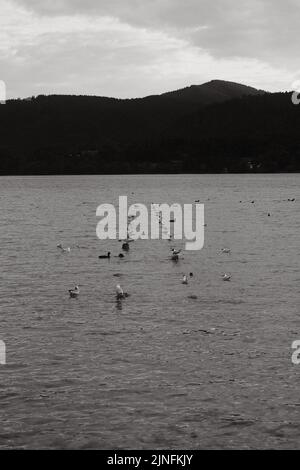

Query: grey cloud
[{"left": 11, "top": 0, "right": 300, "bottom": 69}]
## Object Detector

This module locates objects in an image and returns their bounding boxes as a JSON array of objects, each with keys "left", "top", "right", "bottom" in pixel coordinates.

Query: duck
[
  {"left": 171, "top": 253, "right": 179, "bottom": 261},
  {"left": 99, "top": 252, "right": 111, "bottom": 259},
  {"left": 122, "top": 242, "right": 130, "bottom": 251},
  {"left": 182, "top": 275, "right": 188, "bottom": 285},
  {"left": 222, "top": 273, "right": 231, "bottom": 282},
  {"left": 69, "top": 285, "right": 80, "bottom": 298}
]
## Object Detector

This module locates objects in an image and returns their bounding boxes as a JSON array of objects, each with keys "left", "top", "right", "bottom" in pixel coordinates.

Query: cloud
[
  {"left": 11, "top": 0, "right": 300, "bottom": 67},
  {"left": 0, "top": 0, "right": 298, "bottom": 98}
]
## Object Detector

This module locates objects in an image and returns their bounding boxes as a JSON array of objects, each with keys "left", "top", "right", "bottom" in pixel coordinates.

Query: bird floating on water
[
  {"left": 122, "top": 242, "right": 130, "bottom": 251},
  {"left": 69, "top": 285, "right": 80, "bottom": 298},
  {"left": 116, "top": 284, "right": 128, "bottom": 299},
  {"left": 221, "top": 248, "right": 231, "bottom": 254},
  {"left": 171, "top": 248, "right": 181, "bottom": 261},
  {"left": 182, "top": 275, "right": 188, "bottom": 285},
  {"left": 57, "top": 243, "right": 71, "bottom": 253},
  {"left": 99, "top": 252, "right": 111, "bottom": 259},
  {"left": 222, "top": 274, "right": 231, "bottom": 282}
]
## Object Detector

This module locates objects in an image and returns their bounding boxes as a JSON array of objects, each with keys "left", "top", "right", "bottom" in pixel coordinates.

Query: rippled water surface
[{"left": 0, "top": 174, "right": 299, "bottom": 449}]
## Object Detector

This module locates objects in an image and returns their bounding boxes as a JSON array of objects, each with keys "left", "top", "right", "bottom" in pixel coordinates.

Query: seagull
[
  {"left": 69, "top": 285, "right": 80, "bottom": 298},
  {"left": 116, "top": 284, "right": 128, "bottom": 299},
  {"left": 221, "top": 248, "right": 231, "bottom": 254},
  {"left": 171, "top": 248, "right": 181, "bottom": 255},
  {"left": 222, "top": 274, "right": 231, "bottom": 282},
  {"left": 182, "top": 275, "right": 188, "bottom": 285},
  {"left": 57, "top": 244, "right": 71, "bottom": 253}
]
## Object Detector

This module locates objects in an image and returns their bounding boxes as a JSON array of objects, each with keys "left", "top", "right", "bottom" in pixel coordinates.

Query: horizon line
[{"left": 5, "top": 78, "right": 290, "bottom": 102}]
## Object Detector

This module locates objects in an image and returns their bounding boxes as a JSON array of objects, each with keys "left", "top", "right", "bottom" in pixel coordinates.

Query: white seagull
[
  {"left": 182, "top": 275, "right": 188, "bottom": 285},
  {"left": 116, "top": 284, "right": 128, "bottom": 299},
  {"left": 57, "top": 243, "right": 71, "bottom": 253},
  {"left": 222, "top": 274, "right": 231, "bottom": 282}
]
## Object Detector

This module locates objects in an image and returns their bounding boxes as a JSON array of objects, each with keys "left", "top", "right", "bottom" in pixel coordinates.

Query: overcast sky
[{"left": 1, "top": 0, "right": 299, "bottom": 99}]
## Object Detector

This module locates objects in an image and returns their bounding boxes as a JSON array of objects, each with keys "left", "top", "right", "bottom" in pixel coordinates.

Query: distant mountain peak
[{"left": 159, "top": 79, "right": 265, "bottom": 105}]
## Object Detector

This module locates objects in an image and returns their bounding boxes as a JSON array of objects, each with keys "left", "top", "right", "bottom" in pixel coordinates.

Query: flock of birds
[
  {"left": 58, "top": 204, "right": 236, "bottom": 300},
  {"left": 64, "top": 244, "right": 232, "bottom": 300},
  {"left": 59, "top": 196, "right": 297, "bottom": 300}
]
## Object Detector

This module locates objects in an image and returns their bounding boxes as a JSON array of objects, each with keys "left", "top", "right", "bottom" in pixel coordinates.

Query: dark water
[{"left": 0, "top": 174, "right": 299, "bottom": 449}]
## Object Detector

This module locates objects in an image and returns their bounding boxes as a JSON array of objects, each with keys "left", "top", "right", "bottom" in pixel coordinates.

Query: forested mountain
[{"left": 0, "top": 80, "right": 299, "bottom": 174}]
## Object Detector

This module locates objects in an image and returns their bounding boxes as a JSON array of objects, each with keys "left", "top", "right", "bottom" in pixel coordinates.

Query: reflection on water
[{"left": 0, "top": 174, "right": 299, "bottom": 449}]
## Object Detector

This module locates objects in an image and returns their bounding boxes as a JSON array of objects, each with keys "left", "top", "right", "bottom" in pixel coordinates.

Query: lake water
[{"left": 0, "top": 174, "right": 299, "bottom": 449}]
